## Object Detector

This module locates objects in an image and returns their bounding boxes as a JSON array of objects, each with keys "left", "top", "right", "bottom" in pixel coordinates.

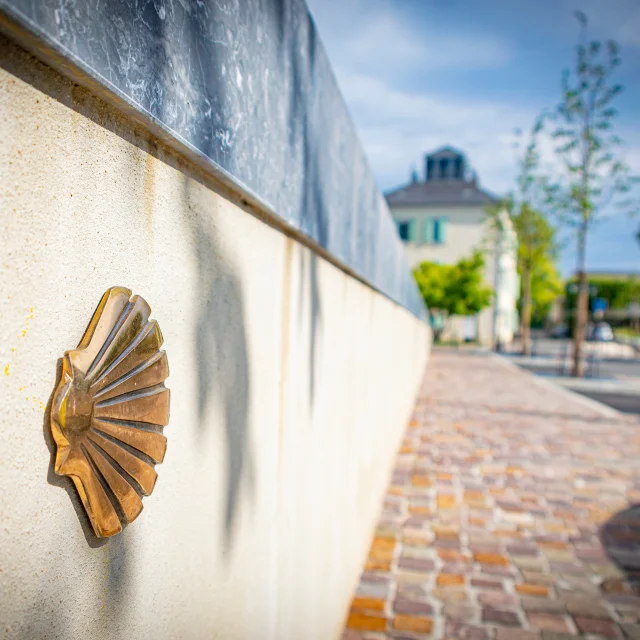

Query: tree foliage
[
  {"left": 486, "top": 118, "right": 561, "bottom": 352},
  {"left": 413, "top": 251, "right": 493, "bottom": 320},
  {"left": 546, "top": 12, "right": 638, "bottom": 375},
  {"left": 513, "top": 205, "right": 556, "bottom": 277},
  {"left": 514, "top": 206, "right": 562, "bottom": 322},
  {"left": 548, "top": 12, "right": 638, "bottom": 228},
  {"left": 529, "top": 252, "right": 563, "bottom": 325},
  {"left": 564, "top": 275, "right": 640, "bottom": 312}
]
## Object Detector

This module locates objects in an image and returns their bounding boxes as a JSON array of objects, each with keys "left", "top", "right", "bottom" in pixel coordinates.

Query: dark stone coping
[{"left": 0, "top": 0, "right": 426, "bottom": 319}]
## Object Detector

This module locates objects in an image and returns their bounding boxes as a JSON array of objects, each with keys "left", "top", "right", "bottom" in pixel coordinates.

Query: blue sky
[{"left": 306, "top": 0, "right": 640, "bottom": 275}]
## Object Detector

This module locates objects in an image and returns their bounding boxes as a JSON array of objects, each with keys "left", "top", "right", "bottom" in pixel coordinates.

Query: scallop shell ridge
[{"left": 50, "top": 287, "right": 170, "bottom": 538}]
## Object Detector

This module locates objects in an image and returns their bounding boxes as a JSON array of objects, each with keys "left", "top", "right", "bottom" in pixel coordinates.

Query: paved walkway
[{"left": 344, "top": 351, "right": 640, "bottom": 640}]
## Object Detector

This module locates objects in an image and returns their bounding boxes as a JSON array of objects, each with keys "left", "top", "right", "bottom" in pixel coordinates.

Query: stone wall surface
[
  {"left": 0, "top": 0, "right": 425, "bottom": 318},
  {"left": 0, "top": 35, "right": 430, "bottom": 640}
]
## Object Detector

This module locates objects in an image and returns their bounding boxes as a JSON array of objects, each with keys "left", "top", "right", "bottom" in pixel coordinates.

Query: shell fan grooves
[{"left": 50, "top": 287, "right": 170, "bottom": 538}]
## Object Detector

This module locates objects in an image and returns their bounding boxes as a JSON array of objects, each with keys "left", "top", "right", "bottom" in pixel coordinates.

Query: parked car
[
  {"left": 588, "top": 322, "right": 614, "bottom": 342},
  {"left": 549, "top": 323, "right": 569, "bottom": 339}
]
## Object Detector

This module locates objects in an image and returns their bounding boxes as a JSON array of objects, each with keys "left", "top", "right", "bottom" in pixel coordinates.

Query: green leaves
[
  {"left": 546, "top": 12, "right": 637, "bottom": 233},
  {"left": 491, "top": 116, "right": 562, "bottom": 336},
  {"left": 565, "top": 275, "right": 640, "bottom": 311},
  {"left": 413, "top": 251, "right": 493, "bottom": 318},
  {"left": 513, "top": 207, "right": 562, "bottom": 324},
  {"left": 529, "top": 254, "right": 563, "bottom": 324}
]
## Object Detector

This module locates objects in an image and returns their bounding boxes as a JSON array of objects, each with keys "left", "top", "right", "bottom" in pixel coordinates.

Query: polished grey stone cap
[{"left": 0, "top": 0, "right": 426, "bottom": 319}]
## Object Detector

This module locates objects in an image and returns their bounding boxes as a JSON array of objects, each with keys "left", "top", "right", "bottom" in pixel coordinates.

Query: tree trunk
[
  {"left": 493, "top": 229, "right": 504, "bottom": 353},
  {"left": 572, "top": 226, "right": 588, "bottom": 377},
  {"left": 521, "top": 266, "right": 533, "bottom": 356}
]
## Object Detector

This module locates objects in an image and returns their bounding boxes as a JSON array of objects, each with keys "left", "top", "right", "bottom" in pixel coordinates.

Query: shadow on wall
[
  {"left": 158, "top": 7, "right": 255, "bottom": 554},
  {"left": 600, "top": 503, "right": 640, "bottom": 595},
  {"left": 285, "top": 10, "right": 324, "bottom": 409},
  {"left": 181, "top": 177, "right": 255, "bottom": 553},
  {"left": 6, "top": 0, "right": 325, "bottom": 580},
  {"left": 298, "top": 249, "right": 322, "bottom": 407}
]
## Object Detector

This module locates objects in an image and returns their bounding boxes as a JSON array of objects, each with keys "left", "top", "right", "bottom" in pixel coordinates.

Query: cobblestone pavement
[{"left": 343, "top": 351, "right": 640, "bottom": 640}]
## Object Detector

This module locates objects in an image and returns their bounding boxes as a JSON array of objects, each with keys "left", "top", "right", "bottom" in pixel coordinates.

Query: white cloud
[
  {"left": 308, "top": 0, "right": 511, "bottom": 80},
  {"left": 333, "top": 70, "right": 535, "bottom": 194},
  {"left": 339, "top": 12, "right": 510, "bottom": 75},
  {"left": 307, "top": 0, "right": 640, "bottom": 273},
  {"left": 336, "top": 67, "right": 640, "bottom": 224},
  {"left": 306, "top": 0, "right": 519, "bottom": 193},
  {"left": 308, "top": 0, "right": 640, "bottom": 195}
]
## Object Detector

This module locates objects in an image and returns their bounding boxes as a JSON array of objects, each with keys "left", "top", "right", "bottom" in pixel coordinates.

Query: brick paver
[{"left": 343, "top": 351, "right": 640, "bottom": 639}]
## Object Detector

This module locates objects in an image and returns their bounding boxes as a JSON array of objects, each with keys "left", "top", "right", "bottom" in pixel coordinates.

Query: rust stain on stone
[
  {"left": 142, "top": 152, "right": 156, "bottom": 244},
  {"left": 277, "top": 238, "right": 294, "bottom": 459}
]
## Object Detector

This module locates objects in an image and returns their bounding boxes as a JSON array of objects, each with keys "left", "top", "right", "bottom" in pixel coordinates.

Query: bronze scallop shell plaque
[{"left": 50, "top": 287, "right": 170, "bottom": 538}]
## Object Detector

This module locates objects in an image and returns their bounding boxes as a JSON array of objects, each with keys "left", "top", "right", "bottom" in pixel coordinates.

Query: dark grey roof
[
  {"left": 427, "top": 145, "right": 466, "bottom": 158},
  {"left": 385, "top": 180, "right": 499, "bottom": 207}
]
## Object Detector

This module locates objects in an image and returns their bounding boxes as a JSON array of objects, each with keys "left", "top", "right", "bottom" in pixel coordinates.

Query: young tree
[
  {"left": 413, "top": 251, "right": 493, "bottom": 342},
  {"left": 513, "top": 120, "right": 555, "bottom": 355},
  {"left": 516, "top": 205, "right": 562, "bottom": 353},
  {"left": 486, "top": 120, "right": 560, "bottom": 355},
  {"left": 529, "top": 251, "right": 563, "bottom": 326},
  {"left": 486, "top": 200, "right": 560, "bottom": 355},
  {"left": 548, "top": 12, "right": 638, "bottom": 376}
]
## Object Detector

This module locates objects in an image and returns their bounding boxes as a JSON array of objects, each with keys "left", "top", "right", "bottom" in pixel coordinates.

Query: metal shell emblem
[{"left": 50, "top": 287, "right": 170, "bottom": 538}]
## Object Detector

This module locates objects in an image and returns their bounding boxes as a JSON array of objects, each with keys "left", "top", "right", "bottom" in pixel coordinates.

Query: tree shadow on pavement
[{"left": 600, "top": 503, "right": 640, "bottom": 595}]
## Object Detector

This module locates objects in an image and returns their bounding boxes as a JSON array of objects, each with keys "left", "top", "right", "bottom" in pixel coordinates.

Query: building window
[
  {"left": 423, "top": 219, "right": 433, "bottom": 244},
  {"left": 426, "top": 158, "right": 435, "bottom": 181},
  {"left": 422, "top": 218, "right": 447, "bottom": 245},
  {"left": 433, "top": 218, "right": 447, "bottom": 244},
  {"left": 396, "top": 219, "right": 415, "bottom": 242},
  {"left": 454, "top": 157, "right": 462, "bottom": 179}
]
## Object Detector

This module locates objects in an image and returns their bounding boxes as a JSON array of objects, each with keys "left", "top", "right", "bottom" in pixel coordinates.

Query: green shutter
[
  {"left": 423, "top": 218, "right": 434, "bottom": 244},
  {"left": 435, "top": 218, "right": 447, "bottom": 244},
  {"left": 408, "top": 218, "right": 417, "bottom": 242}
]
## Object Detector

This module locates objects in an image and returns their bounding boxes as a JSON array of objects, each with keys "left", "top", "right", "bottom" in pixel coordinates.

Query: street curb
[{"left": 491, "top": 354, "right": 624, "bottom": 419}]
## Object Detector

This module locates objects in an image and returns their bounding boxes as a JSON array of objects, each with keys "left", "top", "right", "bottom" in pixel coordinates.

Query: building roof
[
  {"left": 386, "top": 146, "right": 500, "bottom": 208},
  {"left": 385, "top": 179, "right": 499, "bottom": 207},
  {"left": 427, "top": 145, "right": 466, "bottom": 158}
]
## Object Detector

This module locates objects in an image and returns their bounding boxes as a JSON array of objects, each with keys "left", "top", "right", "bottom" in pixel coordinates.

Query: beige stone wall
[{"left": 0, "top": 38, "right": 430, "bottom": 639}]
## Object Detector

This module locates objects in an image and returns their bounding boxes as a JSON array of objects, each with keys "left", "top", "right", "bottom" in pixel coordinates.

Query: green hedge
[{"left": 564, "top": 276, "right": 640, "bottom": 312}]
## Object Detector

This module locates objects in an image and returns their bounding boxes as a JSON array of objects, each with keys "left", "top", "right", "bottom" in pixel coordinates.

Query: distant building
[{"left": 386, "top": 146, "right": 519, "bottom": 346}]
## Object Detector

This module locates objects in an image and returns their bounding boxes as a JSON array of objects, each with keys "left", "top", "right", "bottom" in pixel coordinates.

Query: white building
[{"left": 387, "top": 147, "right": 519, "bottom": 346}]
